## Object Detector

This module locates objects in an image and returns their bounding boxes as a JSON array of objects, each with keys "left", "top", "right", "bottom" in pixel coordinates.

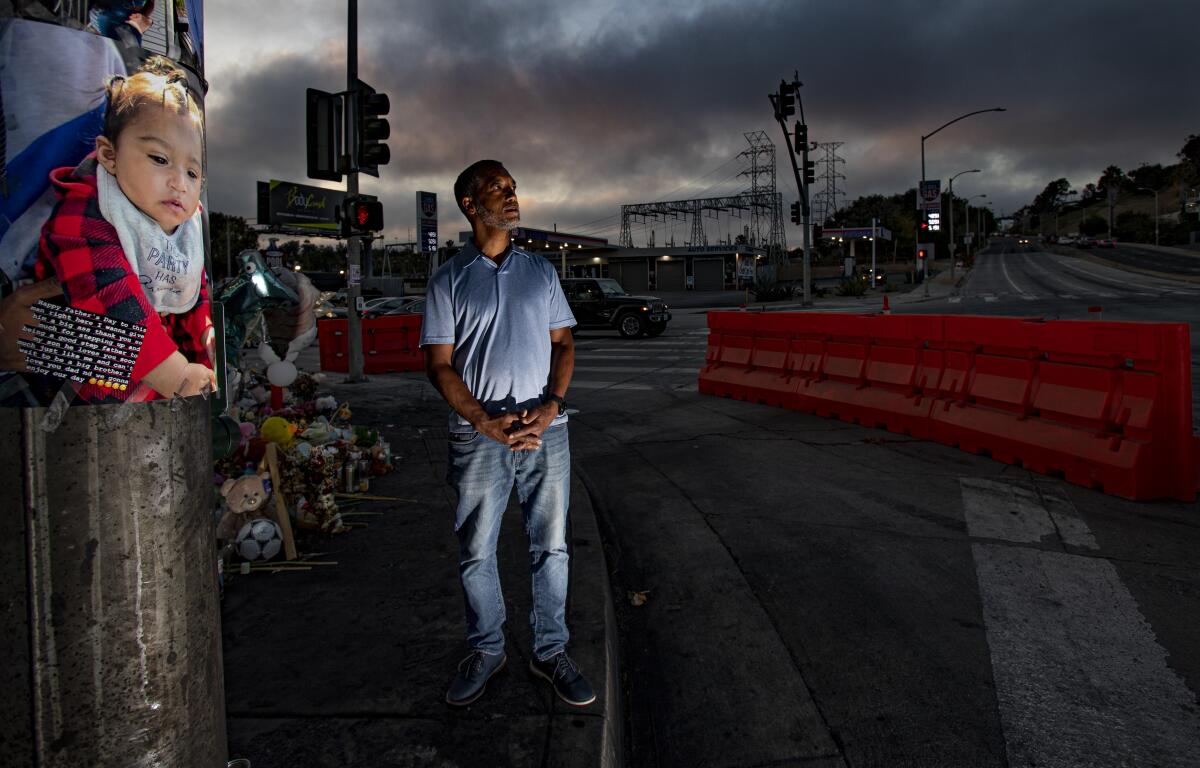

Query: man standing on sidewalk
[{"left": 421, "top": 159, "right": 595, "bottom": 708}]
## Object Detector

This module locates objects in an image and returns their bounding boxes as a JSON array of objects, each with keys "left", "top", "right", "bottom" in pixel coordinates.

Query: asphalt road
[{"left": 567, "top": 241, "right": 1200, "bottom": 767}]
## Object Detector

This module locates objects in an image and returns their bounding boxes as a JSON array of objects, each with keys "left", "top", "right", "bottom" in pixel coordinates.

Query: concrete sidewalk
[{"left": 221, "top": 373, "right": 620, "bottom": 768}]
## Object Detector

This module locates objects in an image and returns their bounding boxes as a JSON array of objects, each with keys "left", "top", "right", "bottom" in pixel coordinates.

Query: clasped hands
[{"left": 474, "top": 402, "right": 558, "bottom": 451}]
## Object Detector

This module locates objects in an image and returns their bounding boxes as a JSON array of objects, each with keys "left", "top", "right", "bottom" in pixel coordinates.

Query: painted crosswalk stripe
[{"left": 960, "top": 478, "right": 1200, "bottom": 767}]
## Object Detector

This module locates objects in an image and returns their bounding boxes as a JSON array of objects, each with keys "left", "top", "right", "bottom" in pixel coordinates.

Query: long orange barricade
[
  {"left": 699, "top": 311, "right": 1200, "bottom": 502},
  {"left": 316, "top": 314, "right": 425, "bottom": 374}
]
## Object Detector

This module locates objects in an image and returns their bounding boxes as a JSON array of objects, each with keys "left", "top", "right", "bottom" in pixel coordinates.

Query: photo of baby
[
  {"left": 34, "top": 53, "right": 215, "bottom": 402},
  {"left": 1, "top": 9, "right": 216, "bottom": 405}
]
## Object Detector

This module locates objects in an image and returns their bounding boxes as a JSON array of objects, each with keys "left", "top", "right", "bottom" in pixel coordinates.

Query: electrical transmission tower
[
  {"left": 810, "top": 141, "right": 846, "bottom": 226},
  {"left": 738, "top": 131, "right": 786, "bottom": 261}
]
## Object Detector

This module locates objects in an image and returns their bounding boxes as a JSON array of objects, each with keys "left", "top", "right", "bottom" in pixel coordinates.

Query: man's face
[{"left": 468, "top": 166, "right": 520, "bottom": 231}]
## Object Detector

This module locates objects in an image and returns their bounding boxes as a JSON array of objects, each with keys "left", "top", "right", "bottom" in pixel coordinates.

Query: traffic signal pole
[
  {"left": 771, "top": 76, "right": 812, "bottom": 307},
  {"left": 345, "top": 0, "right": 365, "bottom": 382}
]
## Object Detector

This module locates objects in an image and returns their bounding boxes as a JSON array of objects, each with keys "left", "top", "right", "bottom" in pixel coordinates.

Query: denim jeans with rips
[{"left": 446, "top": 423, "right": 570, "bottom": 661}]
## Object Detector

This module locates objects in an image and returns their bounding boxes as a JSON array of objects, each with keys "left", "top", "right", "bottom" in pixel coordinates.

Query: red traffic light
[
  {"left": 917, "top": 248, "right": 928, "bottom": 260},
  {"left": 342, "top": 196, "right": 383, "bottom": 233}
]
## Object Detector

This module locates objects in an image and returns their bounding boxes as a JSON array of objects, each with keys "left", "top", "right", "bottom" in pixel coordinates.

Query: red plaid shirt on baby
[{"left": 36, "top": 156, "right": 213, "bottom": 404}]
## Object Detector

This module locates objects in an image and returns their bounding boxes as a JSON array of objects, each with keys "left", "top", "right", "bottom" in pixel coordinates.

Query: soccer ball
[{"left": 235, "top": 518, "right": 283, "bottom": 562}]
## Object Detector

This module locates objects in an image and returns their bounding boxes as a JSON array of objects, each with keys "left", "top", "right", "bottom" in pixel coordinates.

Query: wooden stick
[
  {"left": 261, "top": 443, "right": 299, "bottom": 561},
  {"left": 334, "top": 492, "right": 420, "bottom": 502}
]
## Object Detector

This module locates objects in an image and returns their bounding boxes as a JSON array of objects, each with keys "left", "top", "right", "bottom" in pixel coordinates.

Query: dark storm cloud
[{"left": 205, "top": 0, "right": 1198, "bottom": 241}]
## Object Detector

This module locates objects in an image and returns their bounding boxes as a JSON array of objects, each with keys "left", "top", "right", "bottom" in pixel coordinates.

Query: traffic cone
[{"left": 882, "top": 295, "right": 891, "bottom": 315}]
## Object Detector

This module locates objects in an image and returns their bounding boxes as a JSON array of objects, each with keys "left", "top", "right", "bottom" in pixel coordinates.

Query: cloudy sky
[{"left": 202, "top": 0, "right": 1197, "bottom": 246}]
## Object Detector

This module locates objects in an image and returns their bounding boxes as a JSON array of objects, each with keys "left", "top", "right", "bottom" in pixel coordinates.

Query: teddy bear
[{"left": 216, "top": 472, "right": 272, "bottom": 541}]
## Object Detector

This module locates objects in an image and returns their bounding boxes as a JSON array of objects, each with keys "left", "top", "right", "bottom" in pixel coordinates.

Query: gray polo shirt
[{"left": 419, "top": 240, "right": 576, "bottom": 434}]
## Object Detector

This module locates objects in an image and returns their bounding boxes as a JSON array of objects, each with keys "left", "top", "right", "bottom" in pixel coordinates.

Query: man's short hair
[{"left": 454, "top": 159, "right": 506, "bottom": 216}]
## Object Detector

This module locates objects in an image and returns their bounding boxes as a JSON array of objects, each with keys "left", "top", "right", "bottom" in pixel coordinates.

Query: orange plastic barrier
[
  {"left": 699, "top": 311, "right": 1200, "bottom": 502},
  {"left": 316, "top": 314, "right": 424, "bottom": 374}
]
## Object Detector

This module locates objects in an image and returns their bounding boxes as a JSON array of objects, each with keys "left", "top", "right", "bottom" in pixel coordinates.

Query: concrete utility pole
[{"left": 345, "top": 0, "right": 365, "bottom": 382}]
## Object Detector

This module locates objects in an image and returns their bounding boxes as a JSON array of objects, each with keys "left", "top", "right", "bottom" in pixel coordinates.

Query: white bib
[{"left": 96, "top": 164, "right": 203, "bottom": 314}]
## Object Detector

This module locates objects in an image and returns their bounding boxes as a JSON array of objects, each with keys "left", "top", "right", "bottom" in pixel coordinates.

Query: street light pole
[
  {"left": 919, "top": 107, "right": 1005, "bottom": 297},
  {"left": 948, "top": 169, "right": 980, "bottom": 283}
]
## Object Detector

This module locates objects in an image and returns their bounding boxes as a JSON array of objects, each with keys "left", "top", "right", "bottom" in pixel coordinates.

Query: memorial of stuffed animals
[{"left": 211, "top": 249, "right": 397, "bottom": 579}]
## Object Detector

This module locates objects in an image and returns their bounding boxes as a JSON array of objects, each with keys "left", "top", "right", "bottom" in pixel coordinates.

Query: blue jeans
[{"left": 446, "top": 423, "right": 570, "bottom": 661}]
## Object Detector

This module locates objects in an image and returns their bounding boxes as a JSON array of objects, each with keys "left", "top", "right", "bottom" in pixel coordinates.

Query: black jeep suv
[{"left": 561, "top": 278, "right": 671, "bottom": 338}]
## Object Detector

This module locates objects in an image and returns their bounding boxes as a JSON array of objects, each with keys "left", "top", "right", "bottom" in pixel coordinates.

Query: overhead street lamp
[
  {"left": 948, "top": 168, "right": 980, "bottom": 282},
  {"left": 1136, "top": 186, "right": 1160, "bottom": 246},
  {"left": 919, "top": 107, "right": 1006, "bottom": 296}
]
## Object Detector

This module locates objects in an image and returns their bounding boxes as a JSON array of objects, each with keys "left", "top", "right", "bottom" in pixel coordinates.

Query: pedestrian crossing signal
[
  {"left": 341, "top": 196, "right": 383, "bottom": 235},
  {"left": 918, "top": 248, "right": 929, "bottom": 260}
]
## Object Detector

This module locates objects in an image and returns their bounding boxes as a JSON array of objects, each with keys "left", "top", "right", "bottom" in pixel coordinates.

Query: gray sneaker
[{"left": 446, "top": 650, "right": 506, "bottom": 706}]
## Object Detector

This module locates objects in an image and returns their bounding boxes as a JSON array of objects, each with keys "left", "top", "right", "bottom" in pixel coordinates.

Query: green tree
[
  {"left": 1096, "top": 165, "right": 1128, "bottom": 195},
  {"left": 1178, "top": 134, "right": 1200, "bottom": 185},
  {"left": 208, "top": 212, "right": 260, "bottom": 280},
  {"left": 1113, "top": 211, "right": 1155, "bottom": 243},
  {"left": 1128, "top": 163, "right": 1169, "bottom": 191},
  {"left": 1032, "top": 178, "right": 1072, "bottom": 212}
]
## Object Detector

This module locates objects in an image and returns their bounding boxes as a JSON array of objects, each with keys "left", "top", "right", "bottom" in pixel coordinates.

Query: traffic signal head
[
  {"left": 790, "top": 201, "right": 802, "bottom": 225},
  {"left": 775, "top": 79, "right": 796, "bottom": 120},
  {"left": 812, "top": 224, "right": 823, "bottom": 240},
  {"left": 342, "top": 196, "right": 383, "bottom": 235},
  {"left": 352, "top": 79, "right": 390, "bottom": 176},
  {"left": 803, "top": 159, "right": 816, "bottom": 186},
  {"left": 306, "top": 88, "right": 342, "bottom": 182},
  {"left": 917, "top": 247, "right": 928, "bottom": 260},
  {"left": 795, "top": 123, "right": 808, "bottom": 149}
]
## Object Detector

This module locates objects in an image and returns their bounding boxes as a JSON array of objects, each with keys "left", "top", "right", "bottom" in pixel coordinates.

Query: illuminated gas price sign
[
  {"left": 420, "top": 222, "right": 439, "bottom": 253},
  {"left": 927, "top": 212, "right": 941, "bottom": 232}
]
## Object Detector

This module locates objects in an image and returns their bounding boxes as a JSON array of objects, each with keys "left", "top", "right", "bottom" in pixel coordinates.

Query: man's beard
[{"left": 478, "top": 205, "right": 519, "bottom": 231}]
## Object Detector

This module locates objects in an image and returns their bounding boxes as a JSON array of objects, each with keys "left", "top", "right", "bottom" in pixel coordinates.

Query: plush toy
[
  {"left": 314, "top": 395, "right": 338, "bottom": 412},
  {"left": 238, "top": 422, "right": 256, "bottom": 448},
  {"left": 260, "top": 416, "right": 297, "bottom": 448},
  {"left": 217, "top": 472, "right": 272, "bottom": 540}
]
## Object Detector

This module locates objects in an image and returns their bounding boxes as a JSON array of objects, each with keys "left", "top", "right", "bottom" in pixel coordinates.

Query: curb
[{"left": 558, "top": 463, "right": 623, "bottom": 768}]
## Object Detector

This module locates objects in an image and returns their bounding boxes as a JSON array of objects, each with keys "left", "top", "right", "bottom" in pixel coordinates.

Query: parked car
[
  {"left": 1076, "top": 237, "right": 1096, "bottom": 248},
  {"left": 382, "top": 298, "right": 425, "bottom": 316},
  {"left": 1094, "top": 237, "right": 1116, "bottom": 248},
  {"left": 560, "top": 278, "right": 671, "bottom": 338},
  {"left": 362, "top": 296, "right": 422, "bottom": 319}
]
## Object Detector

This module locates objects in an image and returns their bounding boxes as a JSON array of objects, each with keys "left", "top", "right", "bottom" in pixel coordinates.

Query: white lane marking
[
  {"left": 949, "top": 297, "right": 963, "bottom": 304},
  {"left": 960, "top": 478, "right": 1096, "bottom": 548},
  {"left": 961, "top": 479, "right": 1200, "bottom": 767},
  {"left": 984, "top": 295, "right": 998, "bottom": 303},
  {"left": 1058, "top": 293, "right": 1079, "bottom": 300},
  {"left": 1020, "top": 252, "right": 1098, "bottom": 296},
  {"left": 1000, "top": 254, "right": 1035, "bottom": 299}
]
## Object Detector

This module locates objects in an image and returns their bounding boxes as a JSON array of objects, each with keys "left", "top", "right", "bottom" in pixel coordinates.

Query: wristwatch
[{"left": 546, "top": 394, "right": 566, "bottom": 416}]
